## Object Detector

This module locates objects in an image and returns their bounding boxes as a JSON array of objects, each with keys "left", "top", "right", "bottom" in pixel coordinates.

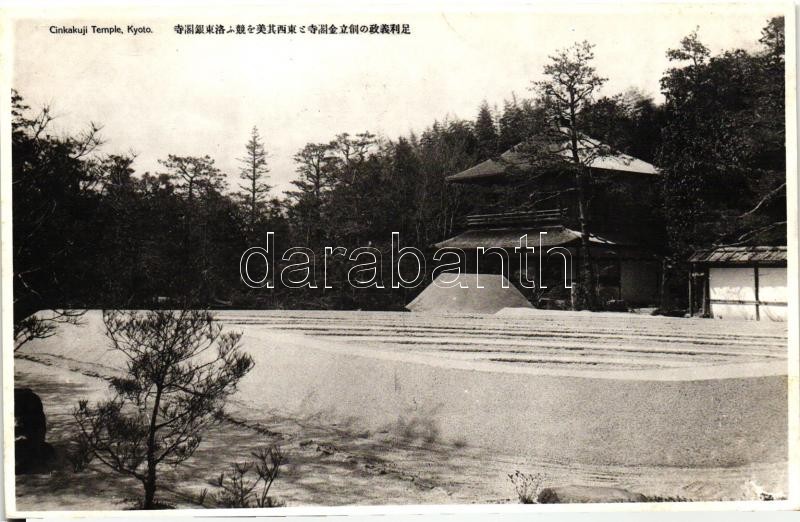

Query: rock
[
  {"left": 538, "top": 485, "right": 647, "bottom": 504},
  {"left": 650, "top": 308, "right": 687, "bottom": 317},
  {"left": 316, "top": 443, "right": 335, "bottom": 455},
  {"left": 605, "top": 299, "right": 629, "bottom": 312},
  {"left": 15, "top": 388, "right": 46, "bottom": 444},
  {"left": 15, "top": 440, "right": 55, "bottom": 474},
  {"left": 14, "top": 388, "right": 55, "bottom": 474}
]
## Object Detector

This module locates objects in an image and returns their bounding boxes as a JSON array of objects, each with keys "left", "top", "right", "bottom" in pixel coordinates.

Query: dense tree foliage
[
  {"left": 474, "top": 101, "right": 499, "bottom": 161},
  {"left": 658, "top": 18, "right": 786, "bottom": 304},
  {"left": 12, "top": 91, "right": 106, "bottom": 347}
]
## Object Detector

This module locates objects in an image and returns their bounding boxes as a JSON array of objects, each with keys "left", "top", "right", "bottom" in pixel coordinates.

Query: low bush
[
  {"left": 66, "top": 418, "right": 94, "bottom": 473},
  {"left": 211, "top": 445, "right": 285, "bottom": 508},
  {"left": 508, "top": 470, "right": 544, "bottom": 504}
]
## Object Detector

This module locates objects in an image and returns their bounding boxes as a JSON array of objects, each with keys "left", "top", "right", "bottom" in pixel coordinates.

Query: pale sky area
[{"left": 12, "top": 4, "right": 784, "bottom": 195}]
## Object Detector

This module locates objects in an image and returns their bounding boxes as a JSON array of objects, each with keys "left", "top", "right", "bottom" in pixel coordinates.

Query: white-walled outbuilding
[{"left": 689, "top": 246, "right": 787, "bottom": 321}]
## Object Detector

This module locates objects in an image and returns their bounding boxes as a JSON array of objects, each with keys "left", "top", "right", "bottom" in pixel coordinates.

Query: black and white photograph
[{"left": 1, "top": 2, "right": 797, "bottom": 517}]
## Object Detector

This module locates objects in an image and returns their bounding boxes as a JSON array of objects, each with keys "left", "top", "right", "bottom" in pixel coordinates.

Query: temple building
[{"left": 436, "top": 139, "right": 664, "bottom": 309}]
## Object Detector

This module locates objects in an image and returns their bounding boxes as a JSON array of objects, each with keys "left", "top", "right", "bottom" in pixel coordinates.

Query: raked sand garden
[{"left": 13, "top": 309, "right": 789, "bottom": 511}]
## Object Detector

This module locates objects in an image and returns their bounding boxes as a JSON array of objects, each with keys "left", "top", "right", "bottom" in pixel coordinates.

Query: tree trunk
[
  {"left": 143, "top": 386, "right": 163, "bottom": 509},
  {"left": 567, "top": 90, "right": 597, "bottom": 311},
  {"left": 659, "top": 257, "right": 668, "bottom": 310},
  {"left": 143, "top": 473, "right": 156, "bottom": 510},
  {"left": 251, "top": 162, "right": 257, "bottom": 234},
  {"left": 575, "top": 166, "right": 597, "bottom": 311}
]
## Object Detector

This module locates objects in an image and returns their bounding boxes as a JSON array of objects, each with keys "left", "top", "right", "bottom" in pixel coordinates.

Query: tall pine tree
[
  {"left": 474, "top": 100, "right": 498, "bottom": 160},
  {"left": 237, "top": 126, "right": 272, "bottom": 234}
]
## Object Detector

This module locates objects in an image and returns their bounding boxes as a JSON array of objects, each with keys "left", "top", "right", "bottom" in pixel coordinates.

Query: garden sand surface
[{"left": 13, "top": 309, "right": 788, "bottom": 511}]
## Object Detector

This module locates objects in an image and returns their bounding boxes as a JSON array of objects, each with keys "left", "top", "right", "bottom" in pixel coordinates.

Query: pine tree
[
  {"left": 74, "top": 309, "right": 254, "bottom": 510},
  {"left": 237, "top": 126, "right": 272, "bottom": 232},
  {"left": 497, "top": 95, "right": 525, "bottom": 151},
  {"left": 287, "top": 143, "right": 337, "bottom": 243},
  {"left": 159, "top": 154, "right": 226, "bottom": 203},
  {"left": 474, "top": 100, "right": 498, "bottom": 160},
  {"left": 531, "top": 41, "right": 609, "bottom": 310}
]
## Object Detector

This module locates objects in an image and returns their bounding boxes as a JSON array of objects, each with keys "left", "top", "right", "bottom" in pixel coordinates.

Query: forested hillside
[{"left": 12, "top": 18, "right": 785, "bottom": 343}]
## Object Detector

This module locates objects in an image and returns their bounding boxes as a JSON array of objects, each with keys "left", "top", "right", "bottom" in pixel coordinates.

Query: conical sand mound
[{"left": 406, "top": 273, "right": 533, "bottom": 314}]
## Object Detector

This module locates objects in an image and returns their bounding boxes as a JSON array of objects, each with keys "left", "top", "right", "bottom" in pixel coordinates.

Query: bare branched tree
[{"left": 14, "top": 310, "right": 85, "bottom": 351}]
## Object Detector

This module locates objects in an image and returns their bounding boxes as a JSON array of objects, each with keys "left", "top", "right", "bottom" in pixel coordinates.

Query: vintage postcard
[{"left": 1, "top": 1, "right": 797, "bottom": 518}]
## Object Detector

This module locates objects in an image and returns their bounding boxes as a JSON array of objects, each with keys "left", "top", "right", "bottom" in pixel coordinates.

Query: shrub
[
  {"left": 640, "top": 494, "right": 690, "bottom": 502},
  {"left": 195, "top": 488, "right": 209, "bottom": 507},
  {"left": 66, "top": 420, "right": 94, "bottom": 473},
  {"left": 212, "top": 445, "right": 285, "bottom": 508},
  {"left": 508, "top": 470, "right": 544, "bottom": 504}
]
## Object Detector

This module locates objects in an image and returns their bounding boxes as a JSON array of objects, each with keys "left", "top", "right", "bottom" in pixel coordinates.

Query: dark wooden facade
[{"left": 439, "top": 141, "right": 664, "bottom": 308}]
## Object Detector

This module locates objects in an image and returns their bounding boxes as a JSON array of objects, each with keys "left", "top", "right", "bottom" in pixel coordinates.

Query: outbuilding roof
[{"left": 689, "top": 246, "right": 787, "bottom": 265}]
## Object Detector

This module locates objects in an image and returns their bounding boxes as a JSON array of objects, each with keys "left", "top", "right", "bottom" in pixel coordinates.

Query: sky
[{"left": 12, "top": 4, "right": 785, "bottom": 195}]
